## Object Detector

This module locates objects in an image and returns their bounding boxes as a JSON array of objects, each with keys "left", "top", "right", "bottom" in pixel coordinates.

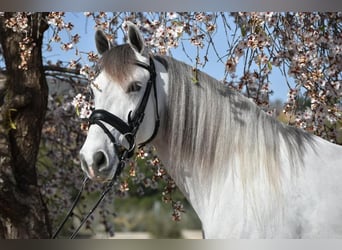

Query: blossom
[
  {"left": 167, "top": 12, "right": 178, "bottom": 20},
  {"left": 225, "top": 57, "right": 237, "bottom": 74},
  {"left": 5, "top": 12, "right": 29, "bottom": 32},
  {"left": 71, "top": 93, "right": 94, "bottom": 119}
]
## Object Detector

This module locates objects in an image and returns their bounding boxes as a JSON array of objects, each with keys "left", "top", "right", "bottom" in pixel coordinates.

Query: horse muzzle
[{"left": 80, "top": 150, "right": 115, "bottom": 182}]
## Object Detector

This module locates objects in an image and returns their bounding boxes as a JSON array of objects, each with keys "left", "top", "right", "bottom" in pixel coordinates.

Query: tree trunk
[{"left": 0, "top": 12, "right": 51, "bottom": 238}]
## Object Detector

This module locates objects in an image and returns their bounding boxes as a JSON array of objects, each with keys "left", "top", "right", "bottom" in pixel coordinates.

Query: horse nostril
[{"left": 93, "top": 151, "right": 108, "bottom": 170}]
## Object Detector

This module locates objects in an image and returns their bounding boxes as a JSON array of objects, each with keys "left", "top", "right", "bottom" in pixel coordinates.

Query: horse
[{"left": 79, "top": 22, "right": 342, "bottom": 238}]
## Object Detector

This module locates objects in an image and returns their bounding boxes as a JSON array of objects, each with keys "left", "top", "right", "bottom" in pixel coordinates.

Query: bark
[{"left": 0, "top": 12, "right": 51, "bottom": 238}]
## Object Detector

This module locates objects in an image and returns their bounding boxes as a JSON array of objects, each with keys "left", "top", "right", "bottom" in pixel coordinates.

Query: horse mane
[{"left": 161, "top": 56, "right": 314, "bottom": 194}]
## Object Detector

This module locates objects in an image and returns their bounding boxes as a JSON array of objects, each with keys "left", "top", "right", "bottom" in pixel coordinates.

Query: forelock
[{"left": 98, "top": 44, "right": 137, "bottom": 84}]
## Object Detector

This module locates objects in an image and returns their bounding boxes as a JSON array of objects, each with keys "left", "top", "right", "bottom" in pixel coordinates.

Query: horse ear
[
  {"left": 127, "top": 22, "right": 144, "bottom": 54},
  {"left": 95, "top": 30, "right": 111, "bottom": 55}
]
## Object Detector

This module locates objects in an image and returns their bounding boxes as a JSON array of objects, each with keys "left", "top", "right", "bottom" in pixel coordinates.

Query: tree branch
[{"left": 43, "top": 65, "right": 81, "bottom": 76}]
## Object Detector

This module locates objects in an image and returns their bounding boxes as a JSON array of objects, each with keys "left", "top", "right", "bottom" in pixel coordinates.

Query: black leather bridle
[
  {"left": 52, "top": 57, "right": 160, "bottom": 239},
  {"left": 88, "top": 57, "right": 160, "bottom": 161}
]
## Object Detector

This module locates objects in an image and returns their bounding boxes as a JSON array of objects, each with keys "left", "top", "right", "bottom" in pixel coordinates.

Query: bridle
[
  {"left": 52, "top": 57, "right": 160, "bottom": 239},
  {"left": 89, "top": 57, "right": 160, "bottom": 159}
]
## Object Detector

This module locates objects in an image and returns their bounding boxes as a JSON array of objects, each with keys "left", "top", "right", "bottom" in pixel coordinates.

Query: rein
[{"left": 52, "top": 57, "right": 159, "bottom": 239}]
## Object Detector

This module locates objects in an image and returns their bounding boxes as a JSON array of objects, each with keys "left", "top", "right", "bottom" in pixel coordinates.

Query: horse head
[{"left": 79, "top": 23, "right": 160, "bottom": 182}]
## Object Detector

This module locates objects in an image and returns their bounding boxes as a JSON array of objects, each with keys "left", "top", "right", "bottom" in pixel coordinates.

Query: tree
[{"left": 0, "top": 12, "right": 51, "bottom": 238}]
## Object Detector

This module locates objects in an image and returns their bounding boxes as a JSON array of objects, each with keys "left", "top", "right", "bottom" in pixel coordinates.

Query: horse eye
[{"left": 127, "top": 81, "right": 142, "bottom": 93}]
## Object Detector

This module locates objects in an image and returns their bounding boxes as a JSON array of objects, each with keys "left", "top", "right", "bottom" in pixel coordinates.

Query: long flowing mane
[{"left": 161, "top": 56, "right": 315, "bottom": 193}]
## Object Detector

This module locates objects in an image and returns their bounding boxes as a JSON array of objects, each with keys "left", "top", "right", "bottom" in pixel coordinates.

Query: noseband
[{"left": 52, "top": 57, "right": 160, "bottom": 238}]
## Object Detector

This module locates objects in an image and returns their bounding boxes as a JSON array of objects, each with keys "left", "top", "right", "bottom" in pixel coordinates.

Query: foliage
[{"left": 1, "top": 12, "right": 341, "bottom": 237}]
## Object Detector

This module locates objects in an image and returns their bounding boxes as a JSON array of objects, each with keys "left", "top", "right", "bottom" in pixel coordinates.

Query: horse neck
[
  {"left": 153, "top": 58, "right": 260, "bottom": 222},
  {"left": 151, "top": 56, "right": 320, "bottom": 234}
]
